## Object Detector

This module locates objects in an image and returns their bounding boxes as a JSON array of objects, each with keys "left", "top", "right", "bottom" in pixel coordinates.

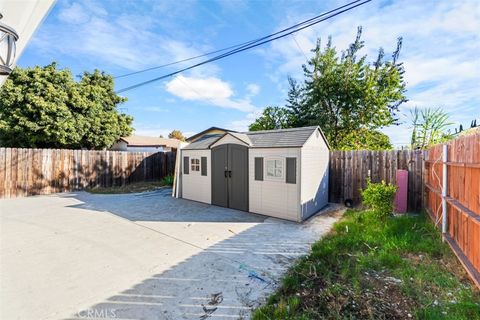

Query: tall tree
[
  {"left": 76, "top": 70, "right": 133, "bottom": 149},
  {"left": 168, "top": 130, "right": 186, "bottom": 141},
  {"left": 0, "top": 63, "right": 133, "bottom": 149},
  {"left": 249, "top": 106, "right": 291, "bottom": 131},
  {"left": 285, "top": 27, "right": 407, "bottom": 149},
  {"left": 284, "top": 77, "right": 306, "bottom": 127}
]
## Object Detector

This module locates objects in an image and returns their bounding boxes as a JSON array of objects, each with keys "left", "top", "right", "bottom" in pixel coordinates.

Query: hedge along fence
[
  {"left": 329, "top": 150, "right": 425, "bottom": 212},
  {"left": 0, "top": 148, "right": 176, "bottom": 198},
  {"left": 424, "top": 133, "right": 480, "bottom": 288}
]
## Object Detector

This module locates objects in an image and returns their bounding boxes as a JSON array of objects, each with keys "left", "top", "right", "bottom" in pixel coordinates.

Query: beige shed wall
[
  {"left": 300, "top": 130, "right": 330, "bottom": 219},
  {"left": 248, "top": 148, "right": 301, "bottom": 221},
  {"left": 181, "top": 149, "right": 211, "bottom": 204}
]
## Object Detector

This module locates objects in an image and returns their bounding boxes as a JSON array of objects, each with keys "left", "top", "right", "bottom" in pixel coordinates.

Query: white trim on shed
[{"left": 210, "top": 133, "right": 250, "bottom": 148}]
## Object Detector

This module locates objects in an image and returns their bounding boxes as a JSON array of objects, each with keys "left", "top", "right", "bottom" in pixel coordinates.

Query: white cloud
[
  {"left": 166, "top": 76, "right": 233, "bottom": 100},
  {"left": 32, "top": 1, "right": 220, "bottom": 74},
  {"left": 165, "top": 75, "right": 258, "bottom": 112},
  {"left": 229, "top": 111, "right": 261, "bottom": 132},
  {"left": 57, "top": 3, "right": 90, "bottom": 24},
  {"left": 246, "top": 83, "right": 260, "bottom": 96}
]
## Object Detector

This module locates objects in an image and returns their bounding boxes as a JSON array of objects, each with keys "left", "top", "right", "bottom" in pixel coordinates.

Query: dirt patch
[
  {"left": 86, "top": 181, "right": 168, "bottom": 194},
  {"left": 296, "top": 270, "right": 417, "bottom": 320}
]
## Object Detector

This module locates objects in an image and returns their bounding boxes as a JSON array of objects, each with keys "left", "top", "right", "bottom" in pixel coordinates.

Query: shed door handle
[
  {"left": 228, "top": 171, "right": 232, "bottom": 178},
  {"left": 224, "top": 170, "right": 228, "bottom": 178}
]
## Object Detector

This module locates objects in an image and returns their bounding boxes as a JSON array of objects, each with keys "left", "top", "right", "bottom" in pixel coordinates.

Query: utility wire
[
  {"left": 177, "top": 76, "right": 220, "bottom": 106},
  {"left": 116, "top": 0, "right": 372, "bottom": 93},
  {"left": 114, "top": 0, "right": 367, "bottom": 79},
  {"left": 291, "top": 34, "right": 309, "bottom": 61}
]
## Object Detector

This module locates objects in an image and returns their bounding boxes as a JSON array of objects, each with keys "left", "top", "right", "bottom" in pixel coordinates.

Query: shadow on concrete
[
  {"left": 58, "top": 190, "right": 338, "bottom": 319},
  {"left": 64, "top": 188, "right": 268, "bottom": 223}
]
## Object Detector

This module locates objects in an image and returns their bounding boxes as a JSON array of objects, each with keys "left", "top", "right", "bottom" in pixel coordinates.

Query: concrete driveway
[{"left": 0, "top": 188, "right": 341, "bottom": 320}]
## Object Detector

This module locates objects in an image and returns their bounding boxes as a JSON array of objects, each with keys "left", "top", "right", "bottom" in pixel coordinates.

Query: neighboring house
[
  {"left": 179, "top": 126, "right": 330, "bottom": 222},
  {"left": 111, "top": 136, "right": 180, "bottom": 153}
]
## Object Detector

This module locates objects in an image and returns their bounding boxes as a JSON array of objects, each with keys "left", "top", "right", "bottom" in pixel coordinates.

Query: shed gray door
[
  {"left": 211, "top": 144, "right": 248, "bottom": 211},
  {"left": 228, "top": 144, "right": 248, "bottom": 211},
  {"left": 211, "top": 145, "right": 228, "bottom": 208}
]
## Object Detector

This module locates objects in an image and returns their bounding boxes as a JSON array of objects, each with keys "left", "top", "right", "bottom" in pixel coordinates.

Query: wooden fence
[
  {"left": 0, "top": 148, "right": 176, "bottom": 198},
  {"left": 329, "top": 150, "right": 425, "bottom": 212},
  {"left": 424, "top": 133, "right": 480, "bottom": 287}
]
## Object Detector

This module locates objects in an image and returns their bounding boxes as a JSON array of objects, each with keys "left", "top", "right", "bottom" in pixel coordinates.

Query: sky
[{"left": 18, "top": 0, "right": 480, "bottom": 145}]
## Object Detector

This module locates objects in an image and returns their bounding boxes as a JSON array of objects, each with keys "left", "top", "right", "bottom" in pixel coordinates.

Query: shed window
[
  {"left": 191, "top": 158, "right": 200, "bottom": 172},
  {"left": 265, "top": 158, "right": 284, "bottom": 180},
  {"left": 201, "top": 157, "right": 207, "bottom": 176},
  {"left": 183, "top": 156, "right": 189, "bottom": 174},
  {"left": 254, "top": 157, "right": 264, "bottom": 181},
  {"left": 286, "top": 157, "right": 297, "bottom": 184}
]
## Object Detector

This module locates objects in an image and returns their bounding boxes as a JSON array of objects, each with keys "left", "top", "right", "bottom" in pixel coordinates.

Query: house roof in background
[
  {"left": 120, "top": 135, "right": 180, "bottom": 148},
  {"left": 185, "top": 126, "right": 235, "bottom": 142},
  {"left": 182, "top": 126, "right": 329, "bottom": 150}
]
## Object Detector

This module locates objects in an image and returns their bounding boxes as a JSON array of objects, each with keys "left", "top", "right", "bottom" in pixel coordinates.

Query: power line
[
  {"left": 177, "top": 76, "right": 220, "bottom": 106},
  {"left": 114, "top": 0, "right": 367, "bottom": 79},
  {"left": 116, "top": 0, "right": 372, "bottom": 93},
  {"left": 114, "top": 43, "right": 254, "bottom": 79},
  {"left": 291, "top": 34, "right": 309, "bottom": 61}
]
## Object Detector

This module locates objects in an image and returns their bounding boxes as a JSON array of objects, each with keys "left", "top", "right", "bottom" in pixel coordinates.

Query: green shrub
[
  {"left": 361, "top": 179, "right": 397, "bottom": 219},
  {"left": 161, "top": 174, "right": 174, "bottom": 186}
]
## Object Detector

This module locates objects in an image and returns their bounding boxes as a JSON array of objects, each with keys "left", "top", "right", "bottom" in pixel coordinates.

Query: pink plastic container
[{"left": 395, "top": 169, "right": 408, "bottom": 213}]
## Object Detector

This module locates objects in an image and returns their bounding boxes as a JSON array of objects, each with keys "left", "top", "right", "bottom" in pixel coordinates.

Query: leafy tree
[
  {"left": 0, "top": 63, "right": 133, "bottom": 149},
  {"left": 77, "top": 70, "right": 133, "bottom": 149},
  {"left": 284, "top": 77, "right": 305, "bottom": 126},
  {"left": 249, "top": 106, "right": 291, "bottom": 131},
  {"left": 410, "top": 107, "right": 453, "bottom": 149},
  {"left": 168, "top": 129, "right": 185, "bottom": 141},
  {"left": 337, "top": 128, "right": 392, "bottom": 150},
  {"left": 285, "top": 27, "right": 407, "bottom": 149}
]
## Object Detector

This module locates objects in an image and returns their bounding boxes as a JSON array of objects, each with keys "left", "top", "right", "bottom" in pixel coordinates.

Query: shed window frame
[
  {"left": 264, "top": 157, "right": 285, "bottom": 181},
  {"left": 190, "top": 157, "right": 200, "bottom": 172}
]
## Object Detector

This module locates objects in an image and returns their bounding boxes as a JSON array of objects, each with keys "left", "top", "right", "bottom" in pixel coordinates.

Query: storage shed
[{"left": 179, "top": 126, "right": 330, "bottom": 222}]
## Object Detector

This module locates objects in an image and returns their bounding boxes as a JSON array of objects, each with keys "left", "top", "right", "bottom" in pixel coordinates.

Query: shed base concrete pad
[{"left": 0, "top": 189, "right": 341, "bottom": 320}]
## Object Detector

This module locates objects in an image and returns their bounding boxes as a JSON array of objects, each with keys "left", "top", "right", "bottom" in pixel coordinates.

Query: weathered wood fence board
[
  {"left": 329, "top": 150, "right": 425, "bottom": 212},
  {"left": 0, "top": 148, "right": 176, "bottom": 198},
  {"left": 424, "top": 133, "right": 480, "bottom": 288}
]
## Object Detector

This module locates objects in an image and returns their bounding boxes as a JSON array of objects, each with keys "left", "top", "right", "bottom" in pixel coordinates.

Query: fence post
[{"left": 441, "top": 144, "right": 448, "bottom": 239}]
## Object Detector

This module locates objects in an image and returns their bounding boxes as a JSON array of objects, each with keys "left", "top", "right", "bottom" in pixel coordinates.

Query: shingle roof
[
  {"left": 182, "top": 134, "right": 224, "bottom": 150},
  {"left": 120, "top": 135, "right": 180, "bottom": 148},
  {"left": 185, "top": 127, "right": 235, "bottom": 142},
  {"left": 183, "top": 126, "right": 327, "bottom": 150},
  {"left": 244, "top": 126, "right": 320, "bottom": 148}
]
